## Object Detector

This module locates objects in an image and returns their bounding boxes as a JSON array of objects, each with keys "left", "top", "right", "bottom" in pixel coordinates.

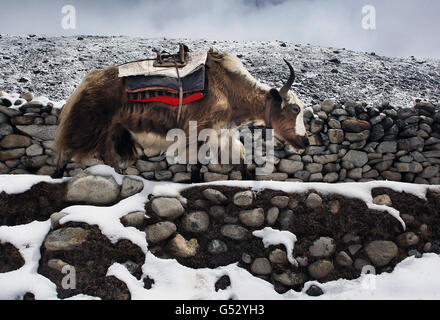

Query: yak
[{"left": 53, "top": 48, "right": 309, "bottom": 179}]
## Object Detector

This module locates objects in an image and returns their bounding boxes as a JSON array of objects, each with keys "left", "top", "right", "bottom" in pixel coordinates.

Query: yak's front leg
[{"left": 51, "top": 152, "right": 72, "bottom": 179}]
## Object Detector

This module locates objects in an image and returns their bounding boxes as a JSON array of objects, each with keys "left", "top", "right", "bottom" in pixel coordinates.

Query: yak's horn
[{"left": 279, "top": 59, "right": 295, "bottom": 98}]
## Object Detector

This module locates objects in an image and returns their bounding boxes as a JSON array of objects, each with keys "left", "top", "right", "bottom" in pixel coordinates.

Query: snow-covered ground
[
  {"left": 0, "top": 35, "right": 439, "bottom": 107},
  {"left": 0, "top": 165, "right": 439, "bottom": 300}
]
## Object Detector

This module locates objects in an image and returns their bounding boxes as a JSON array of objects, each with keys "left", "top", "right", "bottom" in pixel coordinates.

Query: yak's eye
[{"left": 291, "top": 105, "right": 300, "bottom": 114}]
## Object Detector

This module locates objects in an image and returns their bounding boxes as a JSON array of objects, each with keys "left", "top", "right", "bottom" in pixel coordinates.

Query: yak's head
[{"left": 265, "top": 59, "right": 309, "bottom": 150}]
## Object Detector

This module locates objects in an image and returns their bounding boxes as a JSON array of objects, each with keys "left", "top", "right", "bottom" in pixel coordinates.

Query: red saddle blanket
[{"left": 125, "top": 65, "right": 207, "bottom": 106}]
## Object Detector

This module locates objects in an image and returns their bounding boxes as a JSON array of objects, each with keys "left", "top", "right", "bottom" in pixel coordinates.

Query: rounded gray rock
[
  {"left": 239, "top": 208, "right": 265, "bottom": 227},
  {"left": 309, "top": 237, "right": 336, "bottom": 258},
  {"left": 202, "top": 189, "right": 228, "bottom": 204},
  {"left": 308, "top": 260, "right": 334, "bottom": 279},
  {"left": 25, "top": 144, "right": 43, "bottom": 156},
  {"left": 182, "top": 211, "right": 210, "bottom": 233},
  {"left": 266, "top": 207, "right": 279, "bottom": 225},
  {"left": 64, "top": 173, "right": 120, "bottom": 205},
  {"left": 342, "top": 150, "right": 368, "bottom": 168},
  {"left": 44, "top": 227, "right": 90, "bottom": 251},
  {"left": 251, "top": 258, "right": 272, "bottom": 275},
  {"left": 233, "top": 190, "right": 254, "bottom": 207},
  {"left": 121, "top": 211, "right": 145, "bottom": 227},
  {"left": 278, "top": 159, "right": 304, "bottom": 174},
  {"left": 306, "top": 193, "right": 323, "bottom": 209},
  {"left": 335, "top": 251, "right": 353, "bottom": 267},
  {"left": 221, "top": 224, "right": 248, "bottom": 240},
  {"left": 270, "top": 196, "right": 290, "bottom": 208},
  {"left": 145, "top": 221, "right": 177, "bottom": 243},
  {"left": 242, "top": 253, "right": 252, "bottom": 264},
  {"left": 0, "top": 134, "right": 32, "bottom": 148},
  {"left": 365, "top": 240, "right": 398, "bottom": 267},
  {"left": 151, "top": 197, "right": 184, "bottom": 220},
  {"left": 120, "top": 177, "right": 144, "bottom": 198},
  {"left": 269, "top": 249, "right": 287, "bottom": 264}
]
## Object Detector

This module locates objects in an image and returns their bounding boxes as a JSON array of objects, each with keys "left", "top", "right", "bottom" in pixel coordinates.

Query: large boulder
[{"left": 64, "top": 173, "right": 120, "bottom": 205}]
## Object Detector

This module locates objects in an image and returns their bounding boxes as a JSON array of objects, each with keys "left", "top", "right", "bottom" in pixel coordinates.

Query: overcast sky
[{"left": 0, "top": 0, "right": 439, "bottom": 59}]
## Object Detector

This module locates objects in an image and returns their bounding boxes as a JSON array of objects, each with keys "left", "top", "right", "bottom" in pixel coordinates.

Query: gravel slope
[{"left": 0, "top": 35, "right": 439, "bottom": 107}]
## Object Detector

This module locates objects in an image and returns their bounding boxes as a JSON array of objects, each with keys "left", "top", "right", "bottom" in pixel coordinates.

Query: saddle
[{"left": 118, "top": 45, "right": 208, "bottom": 122}]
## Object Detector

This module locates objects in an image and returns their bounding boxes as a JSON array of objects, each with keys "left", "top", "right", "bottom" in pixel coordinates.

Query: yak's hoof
[
  {"left": 242, "top": 170, "right": 253, "bottom": 181},
  {"left": 51, "top": 170, "right": 64, "bottom": 179},
  {"left": 240, "top": 165, "right": 254, "bottom": 181},
  {"left": 190, "top": 167, "right": 203, "bottom": 183}
]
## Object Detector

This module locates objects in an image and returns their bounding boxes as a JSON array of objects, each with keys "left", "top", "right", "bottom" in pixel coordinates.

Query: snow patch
[
  {"left": 0, "top": 167, "right": 439, "bottom": 299},
  {"left": 0, "top": 174, "right": 68, "bottom": 195},
  {"left": 253, "top": 227, "right": 298, "bottom": 266}
]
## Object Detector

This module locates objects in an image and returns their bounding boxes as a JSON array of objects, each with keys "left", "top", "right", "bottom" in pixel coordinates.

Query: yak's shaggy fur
[{"left": 54, "top": 49, "right": 308, "bottom": 176}]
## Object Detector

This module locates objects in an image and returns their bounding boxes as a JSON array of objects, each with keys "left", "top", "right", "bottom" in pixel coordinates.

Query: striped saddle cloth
[{"left": 119, "top": 51, "right": 208, "bottom": 106}]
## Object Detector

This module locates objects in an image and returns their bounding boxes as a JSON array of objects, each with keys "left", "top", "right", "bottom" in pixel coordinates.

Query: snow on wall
[{"left": 0, "top": 167, "right": 439, "bottom": 300}]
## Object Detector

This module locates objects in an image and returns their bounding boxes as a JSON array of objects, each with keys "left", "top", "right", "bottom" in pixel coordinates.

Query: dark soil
[
  {"left": 144, "top": 185, "right": 440, "bottom": 292},
  {"left": 38, "top": 222, "right": 145, "bottom": 300},
  {"left": 0, "top": 182, "right": 68, "bottom": 226},
  {"left": 1, "top": 180, "right": 439, "bottom": 298},
  {"left": 0, "top": 181, "right": 124, "bottom": 227},
  {"left": 0, "top": 242, "right": 25, "bottom": 273}
]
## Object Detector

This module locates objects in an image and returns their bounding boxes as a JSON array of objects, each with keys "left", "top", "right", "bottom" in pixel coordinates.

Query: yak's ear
[
  {"left": 267, "top": 88, "right": 283, "bottom": 111},
  {"left": 268, "top": 88, "right": 282, "bottom": 103}
]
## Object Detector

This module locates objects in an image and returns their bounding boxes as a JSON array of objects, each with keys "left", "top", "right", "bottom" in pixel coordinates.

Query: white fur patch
[
  {"left": 129, "top": 131, "right": 172, "bottom": 157},
  {"left": 286, "top": 91, "right": 307, "bottom": 136},
  {"left": 217, "top": 52, "right": 270, "bottom": 91}
]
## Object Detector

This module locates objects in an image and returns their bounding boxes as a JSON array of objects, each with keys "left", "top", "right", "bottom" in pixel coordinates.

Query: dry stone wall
[{"left": 0, "top": 92, "right": 439, "bottom": 184}]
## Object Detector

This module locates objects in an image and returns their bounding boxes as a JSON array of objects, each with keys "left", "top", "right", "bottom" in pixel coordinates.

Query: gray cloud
[{"left": 0, "top": 0, "right": 439, "bottom": 59}]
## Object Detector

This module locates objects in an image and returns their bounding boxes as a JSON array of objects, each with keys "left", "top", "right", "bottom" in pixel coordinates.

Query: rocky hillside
[{"left": 0, "top": 35, "right": 439, "bottom": 107}]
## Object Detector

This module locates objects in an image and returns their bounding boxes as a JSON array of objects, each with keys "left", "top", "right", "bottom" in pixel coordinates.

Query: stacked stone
[
  {"left": 122, "top": 99, "right": 440, "bottom": 184},
  {"left": 139, "top": 189, "right": 436, "bottom": 293},
  {"left": 43, "top": 180, "right": 437, "bottom": 295},
  {"left": 1, "top": 92, "right": 439, "bottom": 184},
  {"left": 297, "top": 99, "right": 440, "bottom": 185},
  {"left": 0, "top": 93, "right": 61, "bottom": 175}
]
